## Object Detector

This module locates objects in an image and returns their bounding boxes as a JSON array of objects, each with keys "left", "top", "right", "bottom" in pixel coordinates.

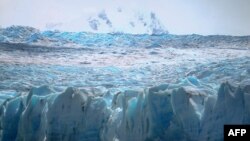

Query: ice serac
[
  {"left": 46, "top": 87, "right": 110, "bottom": 141},
  {"left": 242, "top": 80, "right": 250, "bottom": 123},
  {"left": 102, "top": 85, "right": 187, "bottom": 141},
  {"left": 171, "top": 87, "right": 201, "bottom": 141},
  {"left": 0, "top": 79, "right": 249, "bottom": 141},
  {"left": 1, "top": 97, "right": 24, "bottom": 141},
  {"left": 0, "top": 86, "right": 111, "bottom": 141},
  {"left": 17, "top": 95, "right": 47, "bottom": 141},
  {"left": 200, "top": 82, "right": 247, "bottom": 141}
]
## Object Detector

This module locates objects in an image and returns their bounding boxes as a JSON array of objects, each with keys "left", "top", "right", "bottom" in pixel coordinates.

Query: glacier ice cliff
[{"left": 0, "top": 78, "right": 249, "bottom": 141}]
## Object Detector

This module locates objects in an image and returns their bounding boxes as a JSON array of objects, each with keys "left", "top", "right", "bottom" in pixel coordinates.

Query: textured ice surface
[
  {"left": 1, "top": 26, "right": 250, "bottom": 49},
  {"left": 0, "top": 26, "right": 250, "bottom": 141}
]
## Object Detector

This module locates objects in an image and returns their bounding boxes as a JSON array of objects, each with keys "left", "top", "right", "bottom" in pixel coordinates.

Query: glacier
[
  {"left": 1, "top": 79, "right": 250, "bottom": 141},
  {"left": 0, "top": 26, "right": 250, "bottom": 141}
]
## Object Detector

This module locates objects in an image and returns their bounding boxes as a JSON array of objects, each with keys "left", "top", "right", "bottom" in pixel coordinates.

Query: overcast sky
[{"left": 0, "top": 0, "right": 250, "bottom": 35}]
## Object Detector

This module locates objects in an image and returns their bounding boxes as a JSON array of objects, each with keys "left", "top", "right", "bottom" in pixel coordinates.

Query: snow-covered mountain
[
  {"left": 42, "top": 9, "right": 168, "bottom": 35},
  {"left": 87, "top": 10, "right": 168, "bottom": 35}
]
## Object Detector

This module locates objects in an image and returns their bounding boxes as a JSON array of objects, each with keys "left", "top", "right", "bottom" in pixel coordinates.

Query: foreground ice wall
[{"left": 0, "top": 77, "right": 249, "bottom": 141}]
